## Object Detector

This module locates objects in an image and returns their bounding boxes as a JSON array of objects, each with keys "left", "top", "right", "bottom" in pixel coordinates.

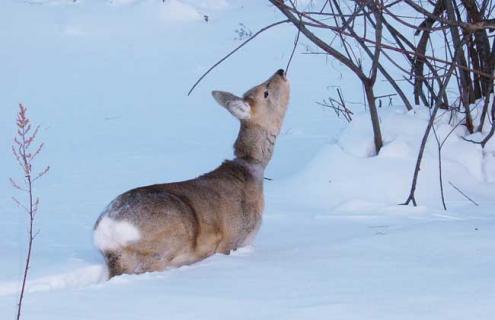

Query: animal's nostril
[{"left": 276, "top": 69, "right": 285, "bottom": 76}]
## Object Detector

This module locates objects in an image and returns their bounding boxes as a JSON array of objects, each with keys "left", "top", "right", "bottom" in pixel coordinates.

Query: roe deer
[{"left": 94, "top": 69, "right": 290, "bottom": 277}]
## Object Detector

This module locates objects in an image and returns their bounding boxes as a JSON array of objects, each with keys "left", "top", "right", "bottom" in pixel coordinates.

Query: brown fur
[{"left": 94, "top": 70, "right": 290, "bottom": 277}]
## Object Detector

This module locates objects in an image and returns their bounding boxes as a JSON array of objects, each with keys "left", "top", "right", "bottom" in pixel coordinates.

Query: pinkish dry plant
[{"left": 10, "top": 103, "right": 49, "bottom": 320}]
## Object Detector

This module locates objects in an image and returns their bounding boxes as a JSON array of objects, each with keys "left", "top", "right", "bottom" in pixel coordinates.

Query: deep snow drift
[{"left": 1, "top": 1, "right": 494, "bottom": 319}]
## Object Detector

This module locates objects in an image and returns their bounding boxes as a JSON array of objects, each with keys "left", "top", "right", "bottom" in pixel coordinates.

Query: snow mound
[
  {"left": 110, "top": 0, "right": 143, "bottom": 5},
  {"left": 0, "top": 265, "right": 107, "bottom": 297},
  {"left": 183, "top": 0, "right": 229, "bottom": 10},
  {"left": 21, "top": 0, "right": 78, "bottom": 5},
  {"left": 158, "top": 0, "right": 203, "bottom": 23},
  {"left": 272, "top": 108, "right": 495, "bottom": 211}
]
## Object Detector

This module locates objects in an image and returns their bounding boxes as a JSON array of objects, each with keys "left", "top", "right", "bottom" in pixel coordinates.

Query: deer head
[{"left": 212, "top": 69, "right": 290, "bottom": 167}]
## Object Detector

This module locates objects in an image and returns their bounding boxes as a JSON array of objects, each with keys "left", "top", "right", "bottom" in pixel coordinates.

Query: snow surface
[{"left": 1, "top": 0, "right": 494, "bottom": 319}]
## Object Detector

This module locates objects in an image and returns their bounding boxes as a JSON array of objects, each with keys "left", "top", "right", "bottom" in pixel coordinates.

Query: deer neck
[{"left": 234, "top": 122, "right": 278, "bottom": 170}]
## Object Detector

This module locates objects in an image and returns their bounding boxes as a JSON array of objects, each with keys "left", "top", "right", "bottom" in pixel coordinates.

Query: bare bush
[
  {"left": 10, "top": 103, "right": 49, "bottom": 320},
  {"left": 268, "top": 0, "right": 495, "bottom": 207},
  {"left": 188, "top": 0, "right": 495, "bottom": 207}
]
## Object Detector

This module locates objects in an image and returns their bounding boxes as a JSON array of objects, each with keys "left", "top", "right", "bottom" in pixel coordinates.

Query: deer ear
[{"left": 212, "top": 90, "right": 251, "bottom": 120}]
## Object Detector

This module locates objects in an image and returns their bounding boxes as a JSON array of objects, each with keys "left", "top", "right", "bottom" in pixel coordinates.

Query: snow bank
[
  {"left": 158, "top": 0, "right": 203, "bottom": 23},
  {"left": 20, "top": 0, "right": 222, "bottom": 24},
  {"left": 0, "top": 265, "right": 107, "bottom": 297},
  {"left": 271, "top": 108, "right": 495, "bottom": 211}
]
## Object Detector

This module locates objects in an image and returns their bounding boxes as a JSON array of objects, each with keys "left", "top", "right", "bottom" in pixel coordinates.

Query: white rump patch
[{"left": 94, "top": 217, "right": 141, "bottom": 251}]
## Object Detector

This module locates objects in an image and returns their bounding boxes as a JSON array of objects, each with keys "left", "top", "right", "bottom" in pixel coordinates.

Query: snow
[
  {"left": 273, "top": 107, "right": 495, "bottom": 211},
  {"left": 1, "top": 0, "right": 494, "bottom": 319},
  {"left": 158, "top": 0, "right": 203, "bottom": 23},
  {"left": 0, "top": 265, "right": 107, "bottom": 297}
]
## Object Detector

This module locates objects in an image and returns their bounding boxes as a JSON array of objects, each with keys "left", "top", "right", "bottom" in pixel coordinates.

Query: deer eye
[{"left": 264, "top": 91, "right": 269, "bottom": 98}]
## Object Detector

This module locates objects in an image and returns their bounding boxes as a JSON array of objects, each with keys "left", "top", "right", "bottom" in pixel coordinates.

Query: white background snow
[{"left": 1, "top": 0, "right": 494, "bottom": 319}]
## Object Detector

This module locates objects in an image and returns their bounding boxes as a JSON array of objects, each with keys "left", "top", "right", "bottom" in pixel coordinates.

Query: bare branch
[
  {"left": 187, "top": 19, "right": 289, "bottom": 96},
  {"left": 403, "top": 38, "right": 465, "bottom": 206},
  {"left": 449, "top": 181, "right": 479, "bottom": 206}
]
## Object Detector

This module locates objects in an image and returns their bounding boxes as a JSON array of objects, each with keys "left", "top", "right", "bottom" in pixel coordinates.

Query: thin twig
[
  {"left": 448, "top": 181, "right": 479, "bottom": 206},
  {"left": 286, "top": 15, "right": 302, "bottom": 74},
  {"left": 11, "top": 104, "right": 49, "bottom": 320},
  {"left": 403, "top": 39, "right": 464, "bottom": 206}
]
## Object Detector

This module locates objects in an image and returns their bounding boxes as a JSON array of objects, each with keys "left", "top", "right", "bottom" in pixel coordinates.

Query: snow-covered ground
[{"left": 1, "top": 1, "right": 494, "bottom": 319}]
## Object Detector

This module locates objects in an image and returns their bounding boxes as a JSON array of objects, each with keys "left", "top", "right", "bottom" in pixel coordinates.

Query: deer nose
[{"left": 276, "top": 69, "right": 285, "bottom": 76}]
